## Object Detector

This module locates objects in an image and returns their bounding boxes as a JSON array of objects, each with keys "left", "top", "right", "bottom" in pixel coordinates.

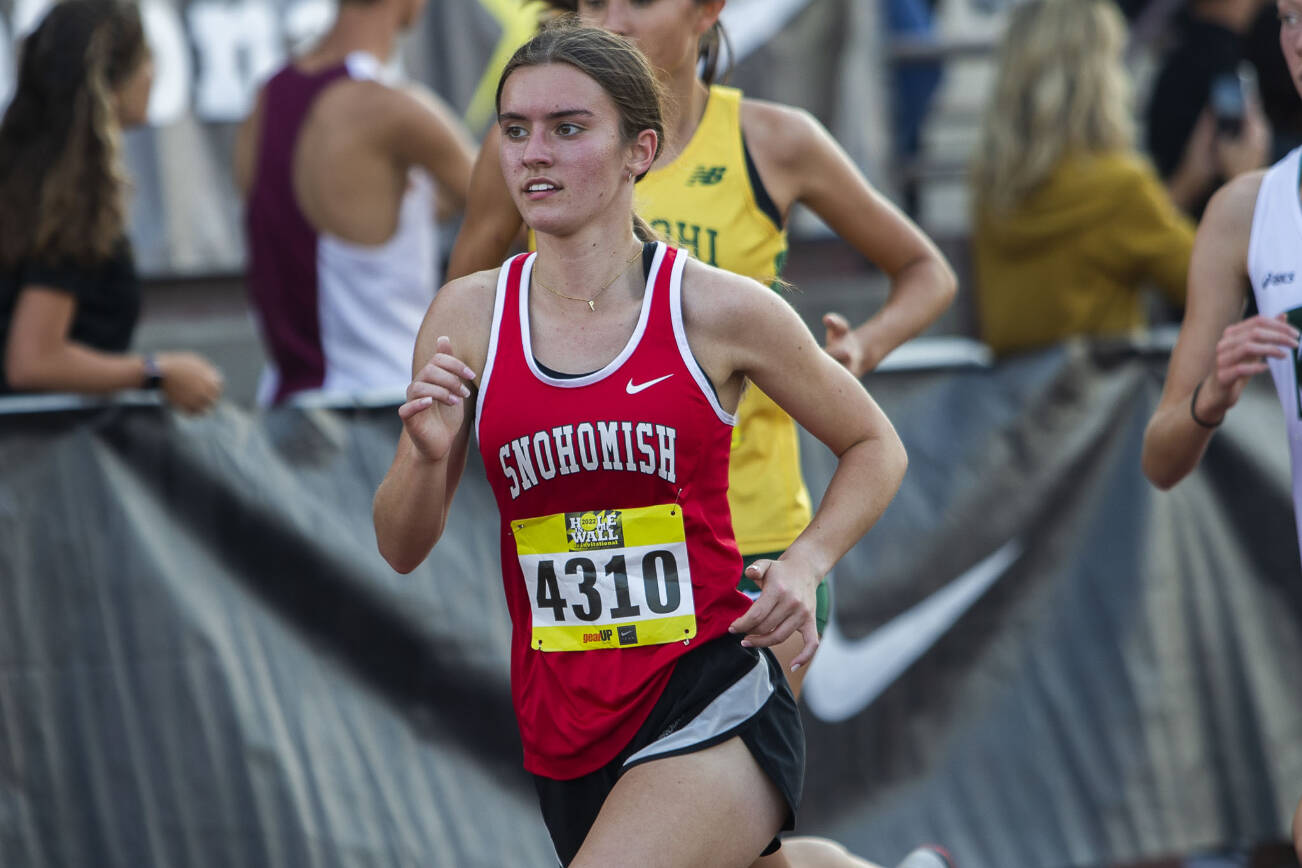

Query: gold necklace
[{"left": 533, "top": 247, "right": 642, "bottom": 312}]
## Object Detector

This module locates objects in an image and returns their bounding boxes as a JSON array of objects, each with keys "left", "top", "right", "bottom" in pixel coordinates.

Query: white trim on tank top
[
  {"left": 518, "top": 245, "right": 658, "bottom": 388},
  {"left": 1248, "top": 147, "right": 1302, "bottom": 280},
  {"left": 473, "top": 256, "right": 515, "bottom": 445},
  {"left": 668, "top": 248, "right": 738, "bottom": 426}
]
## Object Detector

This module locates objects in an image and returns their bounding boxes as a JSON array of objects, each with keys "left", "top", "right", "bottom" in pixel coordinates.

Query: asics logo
[
  {"left": 626, "top": 375, "right": 673, "bottom": 395},
  {"left": 1262, "top": 271, "right": 1295, "bottom": 290}
]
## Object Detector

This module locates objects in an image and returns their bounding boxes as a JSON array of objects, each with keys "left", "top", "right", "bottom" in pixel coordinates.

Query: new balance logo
[
  {"left": 687, "top": 166, "right": 727, "bottom": 186},
  {"left": 1262, "top": 271, "right": 1296, "bottom": 290}
]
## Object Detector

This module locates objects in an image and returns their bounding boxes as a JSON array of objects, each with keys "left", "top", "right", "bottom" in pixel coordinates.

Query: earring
[{"left": 625, "top": 170, "right": 633, "bottom": 182}]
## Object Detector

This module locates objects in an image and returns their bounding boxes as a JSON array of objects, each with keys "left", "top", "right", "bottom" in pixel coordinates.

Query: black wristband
[
  {"left": 142, "top": 354, "right": 164, "bottom": 390},
  {"left": 1190, "top": 381, "right": 1223, "bottom": 429}
]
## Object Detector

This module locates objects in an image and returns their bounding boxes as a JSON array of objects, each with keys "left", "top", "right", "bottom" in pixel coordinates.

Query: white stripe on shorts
[{"left": 622, "top": 653, "right": 774, "bottom": 768}]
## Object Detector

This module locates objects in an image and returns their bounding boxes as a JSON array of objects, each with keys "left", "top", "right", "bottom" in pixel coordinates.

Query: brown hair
[
  {"left": 697, "top": 20, "right": 731, "bottom": 85},
  {"left": 497, "top": 19, "right": 666, "bottom": 240},
  {"left": 540, "top": 1, "right": 732, "bottom": 84},
  {"left": 0, "top": 0, "right": 147, "bottom": 267}
]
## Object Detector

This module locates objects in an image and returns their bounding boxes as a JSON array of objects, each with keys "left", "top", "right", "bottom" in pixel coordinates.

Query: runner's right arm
[
  {"left": 374, "top": 272, "right": 495, "bottom": 572},
  {"left": 1141, "top": 171, "right": 1297, "bottom": 488}
]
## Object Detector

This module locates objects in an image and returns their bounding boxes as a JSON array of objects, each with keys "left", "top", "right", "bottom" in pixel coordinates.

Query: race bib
[{"left": 513, "top": 504, "right": 696, "bottom": 651}]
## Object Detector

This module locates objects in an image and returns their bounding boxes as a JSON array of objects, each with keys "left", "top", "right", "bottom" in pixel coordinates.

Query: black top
[
  {"left": 0, "top": 239, "right": 140, "bottom": 393},
  {"left": 1145, "top": 15, "right": 1245, "bottom": 217}
]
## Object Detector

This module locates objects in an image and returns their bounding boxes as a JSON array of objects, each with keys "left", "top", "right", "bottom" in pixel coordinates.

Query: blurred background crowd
[{"left": 5, "top": 0, "right": 1300, "bottom": 404}]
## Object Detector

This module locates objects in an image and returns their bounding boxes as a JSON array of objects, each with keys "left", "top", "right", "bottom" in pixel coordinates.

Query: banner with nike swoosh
[{"left": 1, "top": 342, "right": 1300, "bottom": 867}]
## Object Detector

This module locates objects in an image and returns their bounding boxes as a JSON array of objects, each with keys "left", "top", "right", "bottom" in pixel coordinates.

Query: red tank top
[{"left": 475, "top": 242, "right": 748, "bottom": 779}]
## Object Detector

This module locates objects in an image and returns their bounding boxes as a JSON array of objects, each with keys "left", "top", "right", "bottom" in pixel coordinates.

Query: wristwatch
[{"left": 141, "top": 354, "right": 164, "bottom": 390}]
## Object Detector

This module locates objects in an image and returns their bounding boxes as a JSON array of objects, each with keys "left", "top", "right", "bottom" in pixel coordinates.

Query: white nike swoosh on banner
[
  {"left": 626, "top": 375, "right": 673, "bottom": 395},
  {"left": 803, "top": 540, "right": 1024, "bottom": 723}
]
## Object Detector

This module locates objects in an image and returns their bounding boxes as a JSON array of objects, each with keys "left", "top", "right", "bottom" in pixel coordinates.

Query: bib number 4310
[
  {"left": 534, "top": 550, "right": 682, "bottom": 623},
  {"left": 513, "top": 503, "right": 697, "bottom": 651}
]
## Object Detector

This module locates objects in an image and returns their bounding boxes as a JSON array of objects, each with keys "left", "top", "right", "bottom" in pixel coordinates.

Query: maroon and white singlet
[
  {"left": 475, "top": 242, "right": 751, "bottom": 779},
  {"left": 245, "top": 52, "right": 437, "bottom": 406}
]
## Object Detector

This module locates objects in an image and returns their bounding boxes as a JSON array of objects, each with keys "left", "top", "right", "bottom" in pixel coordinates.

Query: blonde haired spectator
[{"left": 971, "top": 0, "right": 1196, "bottom": 358}]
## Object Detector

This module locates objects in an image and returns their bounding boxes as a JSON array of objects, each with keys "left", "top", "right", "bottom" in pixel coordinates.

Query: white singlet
[{"left": 1246, "top": 146, "right": 1302, "bottom": 560}]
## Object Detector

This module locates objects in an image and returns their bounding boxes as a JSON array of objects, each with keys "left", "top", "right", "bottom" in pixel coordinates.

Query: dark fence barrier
[{"left": 2, "top": 343, "right": 1299, "bottom": 867}]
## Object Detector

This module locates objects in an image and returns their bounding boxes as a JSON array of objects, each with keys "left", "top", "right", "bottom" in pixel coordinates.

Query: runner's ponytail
[
  {"left": 698, "top": 20, "right": 733, "bottom": 85},
  {"left": 633, "top": 213, "right": 661, "bottom": 243}
]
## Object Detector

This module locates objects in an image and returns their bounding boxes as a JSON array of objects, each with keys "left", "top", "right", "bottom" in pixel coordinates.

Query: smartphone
[
  {"left": 1209, "top": 71, "right": 1246, "bottom": 137},
  {"left": 1209, "top": 62, "right": 1258, "bottom": 138}
]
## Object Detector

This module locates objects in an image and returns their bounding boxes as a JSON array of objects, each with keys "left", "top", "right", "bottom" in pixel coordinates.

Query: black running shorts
[{"left": 532, "top": 633, "right": 804, "bottom": 866}]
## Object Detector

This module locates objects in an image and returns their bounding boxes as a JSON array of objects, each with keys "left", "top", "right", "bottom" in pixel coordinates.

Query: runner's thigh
[{"left": 571, "top": 735, "right": 786, "bottom": 868}]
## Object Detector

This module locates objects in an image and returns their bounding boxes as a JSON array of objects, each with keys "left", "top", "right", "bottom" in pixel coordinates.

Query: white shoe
[{"left": 895, "top": 845, "right": 955, "bottom": 868}]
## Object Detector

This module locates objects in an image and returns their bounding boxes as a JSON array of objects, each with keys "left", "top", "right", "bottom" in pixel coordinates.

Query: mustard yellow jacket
[{"left": 974, "top": 151, "right": 1195, "bottom": 357}]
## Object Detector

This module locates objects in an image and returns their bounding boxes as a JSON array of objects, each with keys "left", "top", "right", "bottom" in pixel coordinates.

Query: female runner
[
  {"left": 447, "top": 0, "right": 954, "bottom": 695},
  {"left": 375, "top": 22, "right": 907, "bottom": 868}
]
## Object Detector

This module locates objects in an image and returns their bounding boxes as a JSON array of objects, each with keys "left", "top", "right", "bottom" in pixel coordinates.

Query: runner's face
[
  {"left": 576, "top": 0, "right": 722, "bottom": 81},
  {"left": 1282, "top": 0, "right": 1302, "bottom": 98},
  {"left": 498, "top": 63, "right": 635, "bottom": 236}
]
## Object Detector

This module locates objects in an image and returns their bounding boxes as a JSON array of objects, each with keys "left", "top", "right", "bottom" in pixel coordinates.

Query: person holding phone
[{"left": 1146, "top": 0, "right": 1272, "bottom": 217}]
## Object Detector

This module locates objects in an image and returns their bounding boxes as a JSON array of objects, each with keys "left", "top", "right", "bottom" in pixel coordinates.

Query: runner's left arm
[
  {"left": 744, "top": 100, "right": 956, "bottom": 376},
  {"left": 691, "top": 264, "right": 907, "bottom": 668}
]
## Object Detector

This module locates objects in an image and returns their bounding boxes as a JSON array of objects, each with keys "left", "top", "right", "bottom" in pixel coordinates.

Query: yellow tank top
[{"left": 636, "top": 85, "right": 810, "bottom": 555}]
